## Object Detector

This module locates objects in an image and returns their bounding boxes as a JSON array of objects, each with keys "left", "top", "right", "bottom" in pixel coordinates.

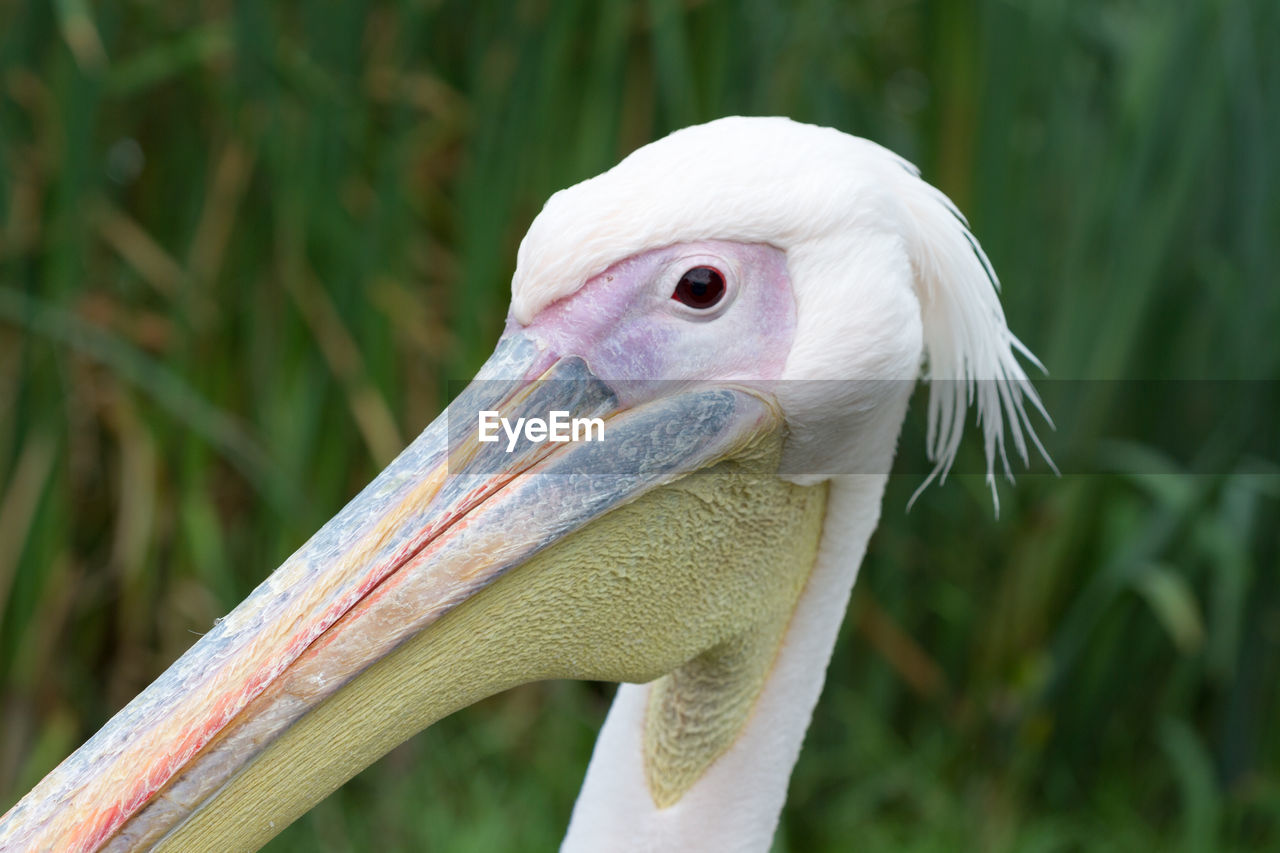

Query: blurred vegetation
[{"left": 1, "top": 0, "right": 1277, "bottom": 851}]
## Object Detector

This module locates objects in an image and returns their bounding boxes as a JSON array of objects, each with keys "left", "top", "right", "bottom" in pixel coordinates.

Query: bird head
[{"left": 0, "top": 117, "right": 1045, "bottom": 852}]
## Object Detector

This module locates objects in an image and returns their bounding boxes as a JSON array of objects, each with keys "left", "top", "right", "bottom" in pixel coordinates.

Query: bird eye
[{"left": 671, "top": 266, "right": 726, "bottom": 310}]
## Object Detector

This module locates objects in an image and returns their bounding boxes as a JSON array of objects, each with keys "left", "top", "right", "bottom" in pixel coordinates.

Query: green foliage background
[{"left": 1, "top": 1, "right": 1277, "bottom": 850}]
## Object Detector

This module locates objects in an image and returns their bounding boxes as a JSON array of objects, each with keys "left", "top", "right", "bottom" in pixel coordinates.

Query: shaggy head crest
[{"left": 511, "top": 116, "right": 1050, "bottom": 504}]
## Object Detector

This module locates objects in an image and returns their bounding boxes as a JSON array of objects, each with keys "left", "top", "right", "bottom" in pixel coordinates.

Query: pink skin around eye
[{"left": 509, "top": 241, "right": 796, "bottom": 399}]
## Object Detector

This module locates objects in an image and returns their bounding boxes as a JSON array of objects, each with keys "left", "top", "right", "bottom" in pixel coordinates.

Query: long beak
[{"left": 0, "top": 333, "right": 785, "bottom": 853}]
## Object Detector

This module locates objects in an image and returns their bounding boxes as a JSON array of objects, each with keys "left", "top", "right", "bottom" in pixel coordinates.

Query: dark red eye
[{"left": 671, "top": 266, "right": 726, "bottom": 310}]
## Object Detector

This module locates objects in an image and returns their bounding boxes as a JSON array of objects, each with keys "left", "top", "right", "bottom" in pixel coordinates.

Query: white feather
[{"left": 512, "top": 116, "right": 1051, "bottom": 503}]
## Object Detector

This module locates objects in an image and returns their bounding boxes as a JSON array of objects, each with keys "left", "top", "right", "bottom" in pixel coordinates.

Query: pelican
[{"left": 0, "top": 116, "right": 1046, "bottom": 852}]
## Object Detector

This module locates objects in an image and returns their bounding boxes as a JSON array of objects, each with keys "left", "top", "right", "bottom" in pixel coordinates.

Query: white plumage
[{"left": 514, "top": 116, "right": 1049, "bottom": 500}]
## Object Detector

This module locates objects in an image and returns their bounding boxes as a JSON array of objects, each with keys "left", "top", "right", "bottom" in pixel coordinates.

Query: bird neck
[{"left": 562, "top": 474, "right": 888, "bottom": 852}]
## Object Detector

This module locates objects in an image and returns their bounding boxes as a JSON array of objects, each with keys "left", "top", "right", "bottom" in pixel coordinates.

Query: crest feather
[{"left": 893, "top": 166, "right": 1054, "bottom": 510}]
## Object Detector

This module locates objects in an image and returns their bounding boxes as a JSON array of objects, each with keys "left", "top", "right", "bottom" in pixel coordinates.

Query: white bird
[{"left": 0, "top": 116, "right": 1046, "bottom": 853}]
